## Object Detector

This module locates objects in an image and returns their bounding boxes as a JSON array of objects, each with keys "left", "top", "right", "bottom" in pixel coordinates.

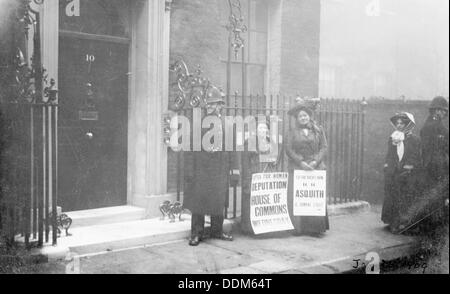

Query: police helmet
[
  {"left": 429, "top": 96, "right": 449, "bottom": 111},
  {"left": 205, "top": 85, "right": 226, "bottom": 105}
]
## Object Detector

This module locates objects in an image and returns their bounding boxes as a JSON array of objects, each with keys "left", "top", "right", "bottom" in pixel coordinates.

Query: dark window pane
[
  {"left": 247, "top": 64, "right": 266, "bottom": 94},
  {"left": 248, "top": 32, "right": 267, "bottom": 64},
  {"left": 220, "top": 63, "right": 265, "bottom": 98},
  {"left": 249, "top": 0, "right": 268, "bottom": 32},
  {"left": 220, "top": 63, "right": 247, "bottom": 97}
]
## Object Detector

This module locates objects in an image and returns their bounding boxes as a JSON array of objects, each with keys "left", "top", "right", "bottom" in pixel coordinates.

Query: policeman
[
  {"left": 420, "top": 96, "right": 449, "bottom": 228},
  {"left": 183, "top": 86, "right": 234, "bottom": 246},
  {"left": 421, "top": 96, "right": 449, "bottom": 182}
]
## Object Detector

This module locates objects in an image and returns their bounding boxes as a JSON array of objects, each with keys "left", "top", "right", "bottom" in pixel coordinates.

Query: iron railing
[
  {"left": 172, "top": 94, "right": 367, "bottom": 219},
  {"left": 0, "top": 0, "right": 59, "bottom": 248},
  {"left": 1, "top": 103, "right": 59, "bottom": 247}
]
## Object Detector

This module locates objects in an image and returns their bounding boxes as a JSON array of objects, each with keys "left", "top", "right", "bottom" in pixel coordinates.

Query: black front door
[{"left": 58, "top": 37, "right": 128, "bottom": 211}]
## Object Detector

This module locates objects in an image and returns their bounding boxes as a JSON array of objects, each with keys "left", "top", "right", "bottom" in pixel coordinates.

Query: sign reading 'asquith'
[{"left": 293, "top": 170, "right": 327, "bottom": 216}]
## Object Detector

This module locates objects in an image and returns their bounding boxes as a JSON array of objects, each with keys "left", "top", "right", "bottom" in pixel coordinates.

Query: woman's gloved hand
[
  {"left": 301, "top": 161, "right": 314, "bottom": 171},
  {"left": 309, "top": 161, "right": 318, "bottom": 169},
  {"left": 399, "top": 165, "right": 414, "bottom": 177}
]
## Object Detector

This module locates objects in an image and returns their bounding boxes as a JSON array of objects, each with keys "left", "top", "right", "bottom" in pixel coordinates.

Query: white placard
[
  {"left": 293, "top": 170, "right": 327, "bottom": 216},
  {"left": 250, "top": 173, "right": 294, "bottom": 234}
]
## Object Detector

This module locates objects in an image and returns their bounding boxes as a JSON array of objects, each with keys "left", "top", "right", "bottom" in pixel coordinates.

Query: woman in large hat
[
  {"left": 286, "top": 100, "right": 329, "bottom": 235},
  {"left": 381, "top": 112, "right": 423, "bottom": 233}
]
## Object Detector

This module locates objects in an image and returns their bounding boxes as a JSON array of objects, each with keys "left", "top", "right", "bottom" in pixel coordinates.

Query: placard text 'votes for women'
[{"left": 250, "top": 173, "right": 294, "bottom": 234}]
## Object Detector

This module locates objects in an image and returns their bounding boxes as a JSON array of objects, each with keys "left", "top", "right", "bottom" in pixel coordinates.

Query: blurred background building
[{"left": 319, "top": 0, "right": 449, "bottom": 100}]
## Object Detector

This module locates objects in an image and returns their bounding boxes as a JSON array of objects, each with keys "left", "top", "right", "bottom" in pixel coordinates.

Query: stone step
[
  {"left": 34, "top": 215, "right": 235, "bottom": 259},
  {"left": 63, "top": 216, "right": 192, "bottom": 256},
  {"left": 66, "top": 206, "right": 147, "bottom": 228}
]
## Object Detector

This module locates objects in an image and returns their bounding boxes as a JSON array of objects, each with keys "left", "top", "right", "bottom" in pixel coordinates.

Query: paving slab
[{"left": 17, "top": 207, "right": 422, "bottom": 274}]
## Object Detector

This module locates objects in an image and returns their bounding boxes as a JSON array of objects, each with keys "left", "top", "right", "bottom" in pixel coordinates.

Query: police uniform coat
[
  {"left": 183, "top": 115, "right": 230, "bottom": 216},
  {"left": 420, "top": 114, "right": 449, "bottom": 182},
  {"left": 418, "top": 114, "right": 449, "bottom": 226}
]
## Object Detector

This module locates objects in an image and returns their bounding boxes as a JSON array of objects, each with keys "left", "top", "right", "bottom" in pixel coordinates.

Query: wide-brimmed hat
[
  {"left": 390, "top": 112, "right": 416, "bottom": 133},
  {"left": 205, "top": 85, "right": 226, "bottom": 105},
  {"left": 287, "top": 98, "right": 318, "bottom": 117}
]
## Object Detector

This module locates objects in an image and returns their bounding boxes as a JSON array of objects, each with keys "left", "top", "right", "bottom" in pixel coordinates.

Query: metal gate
[
  {"left": 1, "top": 0, "right": 59, "bottom": 247},
  {"left": 1, "top": 103, "right": 59, "bottom": 247}
]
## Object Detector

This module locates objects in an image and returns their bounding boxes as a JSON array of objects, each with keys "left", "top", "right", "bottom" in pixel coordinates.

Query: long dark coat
[
  {"left": 381, "top": 134, "right": 423, "bottom": 228},
  {"left": 420, "top": 114, "right": 449, "bottom": 182},
  {"left": 183, "top": 115, "right": 230, "bottom": 216},
  {"left": 418, "top": 114, "right": 449, "bottom": 226},
  {"left": 285, "top": 124, "right": 330, "bottom": 234}
]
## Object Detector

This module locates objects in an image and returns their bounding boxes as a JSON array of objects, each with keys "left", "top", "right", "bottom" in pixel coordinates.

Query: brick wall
[
  {"left": 169, "top": 0, "right": 321, "bottom": 101},
  {"left": 167, "top": 0, "right": 322, "bottom": 192},
  {"left": 169, "top": 0, "right": 226, "bottom": 89}
]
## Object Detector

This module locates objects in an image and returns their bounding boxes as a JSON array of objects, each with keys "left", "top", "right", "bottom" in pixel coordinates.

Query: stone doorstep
[
  {"left": 25, "top": 215, "right": 236, "bottom": 262},
  {"left": 66, "top": 205, "right": 147, "bottom": 228}
]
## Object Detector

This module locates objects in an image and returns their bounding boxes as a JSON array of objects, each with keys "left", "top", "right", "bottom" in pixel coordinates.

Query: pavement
[{"left": 15, "top": 205, "right": 424, "bottom": 274}]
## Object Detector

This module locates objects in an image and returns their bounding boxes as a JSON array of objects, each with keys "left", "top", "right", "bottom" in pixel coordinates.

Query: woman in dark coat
[
  {"left": 285, "top": 103, "right": 329, "bottom": 236},
  {"left": 381, "top": 112, "right": 423, "bottom": 233}
]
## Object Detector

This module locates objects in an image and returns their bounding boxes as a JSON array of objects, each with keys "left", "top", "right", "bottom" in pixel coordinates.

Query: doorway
[{"left": 58, "top": 36, "right": 129, "bottom": 211}]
